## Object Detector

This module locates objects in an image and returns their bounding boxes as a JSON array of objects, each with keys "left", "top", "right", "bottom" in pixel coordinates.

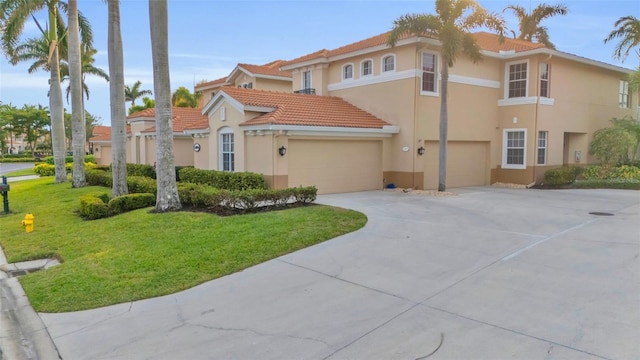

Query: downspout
[{"left": 413, "top": 43, "right": 428, "bottom": 189}]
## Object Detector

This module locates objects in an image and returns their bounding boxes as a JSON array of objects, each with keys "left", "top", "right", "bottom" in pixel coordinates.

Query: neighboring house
[
  {"left": 277, "top": 31, "right": 637, "bottom": 190},
  {"left": 92, "top": 31, "right": 638, "bottom": 194},
  {"left": 195, "top": 60, "right": 292, "bottom": 108}
]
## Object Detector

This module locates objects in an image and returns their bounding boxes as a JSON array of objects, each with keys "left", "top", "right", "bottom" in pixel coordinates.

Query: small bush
[
  {"left": 127, "top": 176, "right": 157, "bottom": 194},
  {"left": 86, "top": 170, "right": 113, "bottom": 187},
  {"left": 292, "top": 186, "right": 317, "bottom": 203},
  {"left": 178, "top": 168, "right": 266, "bottom": 190},
  {"left": 79, "top": 195, "right": 109, "bottom": 220},
  {"left": 44, "top": 155, "right": 96, "bottom": 165},
  {"left": 127, "top": 163, "right": 156, "bottom": 179},
  {"left": 108, "top": 193, "right": 156, "bottom": 215},
  {"left": 175, "top": 166, "right": 193, "bottom": 182},
  {"left": 33, "top": 163, "right": 55, "bottom": 176},
  {"left": 544, "top": 166, "right": 581, "bottom": 185},
  {"left": 606, "top": 165, "right": 640, "bottom": 180}
]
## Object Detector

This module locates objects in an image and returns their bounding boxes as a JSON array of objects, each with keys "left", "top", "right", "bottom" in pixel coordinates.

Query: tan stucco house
[{"left": 91, "top": 31, "right": 638, "bottom": 194}]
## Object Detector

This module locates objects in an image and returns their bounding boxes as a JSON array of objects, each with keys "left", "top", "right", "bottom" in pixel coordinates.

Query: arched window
[
  {"left": 343, "top": 64, "right": 354, "bottom": 80},
  {"left": 361, "top": 59, "right": 373, "bottom": 77},
  {"left": 381, "top": 54, "right": 395, "bottom": 73}
]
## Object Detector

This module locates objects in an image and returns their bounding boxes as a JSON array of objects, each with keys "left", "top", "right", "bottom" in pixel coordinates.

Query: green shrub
[
  {"left": 574, "top": 178, "right": 640, "bottom": 190},
  {"left": 292, "top": 186, "right": 317, "bottom": 203},
  {"left": 108, "top": 193, "right": 156, "bottom": 215},
  {"left": 174, "top": 166, "right": 193, "bottom": 182},
  {"left": 33, "top": 163, "right": 55, "bottom": 176},
  {"left": 86, "top": 170, "right": 113, "bottom": 187},
  {"left": 127, "top": 176, "right": 157, "bottom": 194},
  {"left": 606, "top": 165, "right": 640, "bottom": 180},
  {"left": 127, "top": 163, "right": 156, "bottom": 179},
  {"left": 0, "top": 156, "right": 37, "bottom": 163},
  {"left": 178, "top": 168, "right": 266, "bottom": 190},
  {"left": 543, "top": 166, "right": 581, "bottom": 185},
  {"left": 582, "top": 166, "right": 605, "bottom": 180},
  {"left": 79, "top": 195, "right": 109, "bottom": 220},
  {"left": 44, "top": 155, "right": 96, "bottom": 165}
]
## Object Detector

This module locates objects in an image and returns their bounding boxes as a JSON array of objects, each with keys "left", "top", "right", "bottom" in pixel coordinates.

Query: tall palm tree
[
  {"left": 0, "top": 0, "right": 92, "bottom": 183},
  {"left": 107, "top": 0, "right": 128, "bottom": 197},
  {"left": 149, "top": 0, "right": 181, "bottom": 211},
  {"left": 604, "top": 16, "right": 640, "bottom": 63},
  {"left": 388, "top": 0, "right": 504, "bottom": 192},
  {"left": 504, "top": 3, "right": 567, "bottom": 49},
  {"left": 125, "top": 80, "right": 153, "bottom": 106},
  {"left": 68, "top": 0, "right": 85, "bottom": 187},
  {"left": 61, "top": 45, "right": 110, "bottom": 102},
  {"left": 171, "top": 86, "right": 199, "bottom": 108}
]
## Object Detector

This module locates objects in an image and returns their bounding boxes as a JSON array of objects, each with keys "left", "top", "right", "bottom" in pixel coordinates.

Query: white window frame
[
  {"left": 381, "top": 54, "right": 396, "bottom": 73},
  {"left": 504, "top": 60, "right": 529, "bottom": 99},
  {"left": 421, "top": 51, "right": 438, "bottom": 95},
  {"left": 360, "top": 59, "right": 373, "bottom": 77},
  {"left": 219, "top": 127, "right": 234, "bottom": 172},
  {"left": 342, "top": 63, "right": 354, "bottom": 81},
  {"left": 302, "top": 70, "right": 312, "bottom": 90},
  {"left": 537, "top": 131, "right": 547, "bottom": 165},
  {"left": 539, "top": 63, "right": 550, "bottom": 98},
  {"left": 620, "top": 80, "right": 630, "bottom": 108},
  {"left": 502, "top": 128, "right": 527, "bottom": 169}
]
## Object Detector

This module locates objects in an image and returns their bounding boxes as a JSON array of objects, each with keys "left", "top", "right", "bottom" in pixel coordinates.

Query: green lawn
[{"left": 0, "top": 178, "right": 367, "bottom": 312}]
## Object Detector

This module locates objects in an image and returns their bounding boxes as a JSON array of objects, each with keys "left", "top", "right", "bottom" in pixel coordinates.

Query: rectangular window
[
  {"left": 221, "top": 133, "right": 234, "bottom": 171},
  {"left": 302, "top": 71, "right": 311, "bottom": 90},
  {"left": 362, "top": 60, "right": 372, "bottom": 76},
  {"left": 620, "top": 80, "right": 630, "bottom": 108},
  {"left": 539, "top": 63, "right": 550, "bottom": 98},
  {"left": 422, "top": 53, "right": 437, "bottom": 93},
  {"left": 508, "top": 62, "right": 527, "bottom": 98},
  {"left": 502, "top": 129, "right": 527, "bottom": 169},
  {"left": 537, "top": 131, "right": 547, "bottom": 165},
  {"left": 383, "top": 55, "right": 395, "bottom": 72}
]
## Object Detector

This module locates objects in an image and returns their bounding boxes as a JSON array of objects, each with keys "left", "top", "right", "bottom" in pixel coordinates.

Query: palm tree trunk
[
  {"left": 68, "top": 0, "right": 86, "bottom": 187},
  {"left": 49, "top": 5, "right": 67, "bottom": 183},
  {"left": 108, "top": 0, "right": 128, "bottom": 196},
  {"left": 438, "top": 64, "right": 449, "bottom": 192},
  {"left": 149, "top": 0, "right": 181, "bottom": 212}
]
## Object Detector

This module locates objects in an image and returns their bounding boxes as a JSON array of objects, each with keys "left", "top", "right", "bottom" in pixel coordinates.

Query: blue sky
[{"left": 0, "top": 0, "right": 638, "bottom": 124}]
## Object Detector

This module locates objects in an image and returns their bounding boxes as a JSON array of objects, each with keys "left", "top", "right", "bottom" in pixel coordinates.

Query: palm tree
[
  {"left": 68, "top": 0, "right": 85, "bottom": 187},
  {"left": 125, "top": 80, "right": 153, "bottom": 107},
  {"left": 61, "top": 45, "right": 110, "bottom": 102},
  {"left": 604, "top": 16, "right": 640, "bottom": 63},
  {"left": 149, "top": 0, "right": 181, "bottom": 211},
  {"left": 171, "top": 86, "right": 199, "bottom": 108},
  {"left": 503, "top": 3, "right": 567, "bottom": 49},
  {"left": 388, "top": 0, "right": 504, "bottom": 192},
  {"left": 107, "top": 0, "right": 128, "bottom": 197},
  {"left": 0, "top": 0, "right": 92, "bottom": 183}
]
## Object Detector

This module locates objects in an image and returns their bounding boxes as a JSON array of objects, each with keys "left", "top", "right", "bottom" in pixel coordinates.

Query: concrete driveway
[{"left": 40, "top": 187, "right": 640, "bottom": 360}]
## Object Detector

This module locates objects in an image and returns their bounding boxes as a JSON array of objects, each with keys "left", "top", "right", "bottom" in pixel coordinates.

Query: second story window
[
  {"left": 507, "top": 62, "right": 528, "bottom": 98},
  {"left": 539, "top": 63, "right": 550, "bottom": 98},
  {"left": 302, "top": 70, "right": 312, "bottom": 90},
  {"left": 361, "top": 60, "right": 372, "bottom": 76},
  {"left": 343, "top": 64, "right": 353, "bottom": 80},
  {"left": 422, "top": 52, "right": 437, "bottom": 93},
  {"left": 382, "top": 55, "right": 395, "bottom": 73},
  {"left": 620, "top": 80, "right": 630, "bottom": 108}
]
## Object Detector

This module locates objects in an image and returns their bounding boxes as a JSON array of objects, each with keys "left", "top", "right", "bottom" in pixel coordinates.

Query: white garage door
[
  {"left": 288, "top": 140, "right": 382, "bottom": 194},
  {"left": 424, "top": 141, "right": 489, "bottom": 189}
]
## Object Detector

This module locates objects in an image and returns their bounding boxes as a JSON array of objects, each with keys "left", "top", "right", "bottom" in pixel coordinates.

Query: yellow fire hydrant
[{"left": 21, "top": 213, "right": 34, "bottom": 233}]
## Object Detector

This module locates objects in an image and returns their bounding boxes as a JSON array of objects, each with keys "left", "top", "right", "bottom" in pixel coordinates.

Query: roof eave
[
  {"left": 481, "top": 48, "right": 633, "bottom": 74},
  {"left": 240, "top": 124, "right": 400, "bottom": 137},
  {"left": 280, "top": 58, "right": 329, "bottom": 71}
]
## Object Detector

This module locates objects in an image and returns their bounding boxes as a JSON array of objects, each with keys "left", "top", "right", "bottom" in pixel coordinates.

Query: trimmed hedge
[
  {"left": 79, "top": 195, "right": 109, "bottom": 220},
  {"left": 177, "top": 182, "right": 317, "bottom": 212},
  {"left": 44, "top": 155, "right": 96, "bottom": 165},
  {"left": 178, "top": 167, "right": 266, "bottom": 191},
  {"left": 543, "top": 166, "right": 582, "bottom": 186},
  {"left": 33, "top": 162, "right": 96, "bottom": 176},
  {"left": 107, "top": 193, "right": 156, "bottom": 216},
  {"left": 0, "top": 157, "right": 37, "bottom": 163},
  {"left": 86, "top": 169, "right": 112, "bottom": 187},
  {"left": 127, "top": 163, "right": 156, "bottom": 179},
  {"left": 127, "top": 176, "right": 156, "bottom": 194},
  {"left": 574, "top": 179, "right": 640, "bottom": 190}
]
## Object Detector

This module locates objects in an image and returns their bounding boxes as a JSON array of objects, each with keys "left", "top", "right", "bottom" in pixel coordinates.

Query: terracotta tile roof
[
  {"left": 194, "top": 76, "right": 229, "bottom": 91},
  {"left": 218, "top": 86, "right": 390, "bottom": 129},
  {"left": 282, "top": 31, "right": 546, "bottom": 67},
  {"left": 92, "top": 125, "right": 110, "bottom": 136},
  {"left": 473, "top": 32, "right": 546, "bottom": 52},
  {"left": 128, "top": 107, "right": 208, "bottom": 133},
  {"left": 89, "top": 125, "right": 132, "bottom": 142},
  {"left": 237, "top": 61, "right": 291, "bottom": 78}
]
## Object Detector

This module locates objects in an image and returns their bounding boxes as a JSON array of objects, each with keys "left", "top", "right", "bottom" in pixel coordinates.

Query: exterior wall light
[
  {"left": 278, "top": 146, "right": 287, "bottom": 156},
  {"left": 417, "top": 146, "right": 425, "bottom": 156}
]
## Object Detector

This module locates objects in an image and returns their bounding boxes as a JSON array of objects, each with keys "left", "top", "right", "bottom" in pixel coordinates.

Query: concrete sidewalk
[{"left": 37, "top": 187, "right": 639, "bottom": 359}]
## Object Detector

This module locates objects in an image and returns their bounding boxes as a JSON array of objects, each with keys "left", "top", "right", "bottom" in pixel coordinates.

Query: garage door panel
[
  {"left": 288, "top": 140, "right": 382, "bottom": 194},
  {"left": 424, "top": 141, "right": 488, "bottom": 189}
]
